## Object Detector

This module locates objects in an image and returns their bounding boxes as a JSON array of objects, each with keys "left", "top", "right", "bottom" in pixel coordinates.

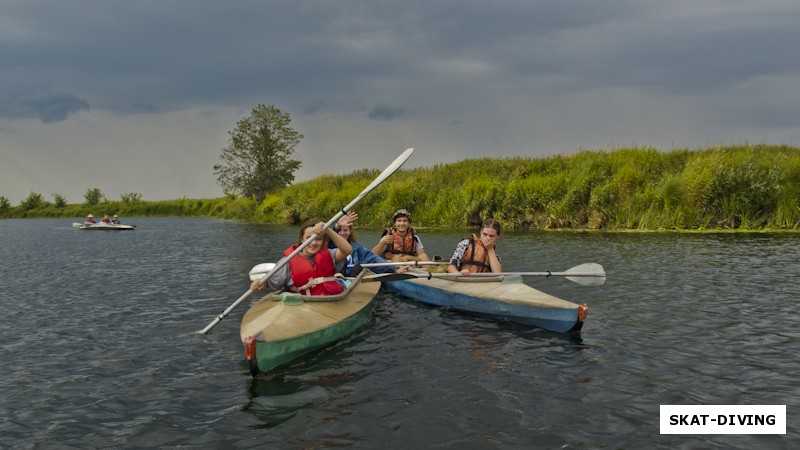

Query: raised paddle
[
  {"left": 363, "top": 263, "right": 606, "bottom": 287},
  {"left": 200, "top": 147, "right": 415, "bottom": 334}
]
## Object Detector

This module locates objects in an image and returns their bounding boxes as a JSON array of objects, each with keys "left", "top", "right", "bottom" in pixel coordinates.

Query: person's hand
[
  {"left": 312, "top": 222, "right": 326, "bottom": 235},
  {"left": 394, "top": 265, "right": 410, "bottom": 274},
  {"left": 251, "top": 279, "right": 265, "bottom": 291},
  {"left": 460, "top": 269, "right": 472, "bottom": 277},
  {"left": 481, "top": 234, "right": 495, "bottom": 250},
  {"left": 338, "top": 211, "right": 358, "bottom": 228}
]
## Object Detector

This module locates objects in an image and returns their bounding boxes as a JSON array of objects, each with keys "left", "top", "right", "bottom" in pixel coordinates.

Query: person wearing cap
[
  {"left": 331, "top": 211, "right": 409, "bottom": 276},
  {"left": 372, "top": 209, "right": 431, "bottom": 263},
  {"left": 111, "top": 214, "right": 121, "bottom": 224},
  {"left": 84, "top": 214, "right": 96, "bottom": 224}
]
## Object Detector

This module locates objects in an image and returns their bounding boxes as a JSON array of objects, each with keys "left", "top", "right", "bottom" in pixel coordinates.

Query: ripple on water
[{"left": 1, "top": 220, "right": 798, "bottom": 448}]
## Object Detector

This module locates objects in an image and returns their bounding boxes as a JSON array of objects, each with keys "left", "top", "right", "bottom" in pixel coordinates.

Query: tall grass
[
  {"left": 244, "top": 144, "right": 800, "bottom": 230},
  {"left": 3, "top": 145, "right": 799, "bottom": 230}
]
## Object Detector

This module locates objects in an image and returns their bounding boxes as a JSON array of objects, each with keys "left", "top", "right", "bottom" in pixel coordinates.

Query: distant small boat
[
  {"left": 240, "top": 270, "right": 379, "bottom": 375},
  {"left": 381, "top": 271, "right": 588, "bottom": 332},
  {"left": 72, "top": 222, "right": 136, "bottom": 231}
]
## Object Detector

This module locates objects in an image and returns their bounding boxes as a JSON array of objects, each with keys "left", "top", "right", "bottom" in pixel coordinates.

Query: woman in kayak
[
  {"left": 446, "top": 218, "right": 503, "bottom": 276},
  {"left": 251, "top": 218, "right": 352, "bottom": 295}
]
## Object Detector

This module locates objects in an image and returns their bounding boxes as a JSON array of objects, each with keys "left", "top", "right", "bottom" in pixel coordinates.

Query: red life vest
[
  {"left": 387, "top": 228, "right": 418, "bottom": 256},
  {"left": 460, "top": 234, "right": 492, "bottom": 273},
  {"left": 284, "top": 245, "right": 343, "bottom": 296}
]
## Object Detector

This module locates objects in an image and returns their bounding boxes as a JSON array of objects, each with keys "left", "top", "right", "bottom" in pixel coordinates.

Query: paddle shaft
[
  {"left": 364, "top": 263, "right": 606, "bottom": 286},
  {"left": 251, "top": 260, "right": 447, "bottom": 275},
  {"left": 248, "top": 260, "right": 446, "bottom": 279},
  {"left": 347, "top": 261, "right": 448, "bottom": 268},
  {"left": 200, "top": 148, "right": 414, "bottom": 334},
  {"left": 427, "top": 271, "right": 602, "bottom": 278},
  {"left": 366, "top": 271, "right": 602, "bottom": 280}
]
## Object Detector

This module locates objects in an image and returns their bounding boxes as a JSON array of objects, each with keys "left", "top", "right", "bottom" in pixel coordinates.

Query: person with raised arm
[
  {"left": 332, "top": 211, "right": 409, "bottom": 276},
  {"left": 251, "top": 218, "right": 352, "bottom": 295}
]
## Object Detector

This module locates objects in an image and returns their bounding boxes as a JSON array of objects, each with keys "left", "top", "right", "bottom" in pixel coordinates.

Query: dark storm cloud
[
  {"left": 3, "top": 0, "right": 798, "bottom": 120},
  {"left": 16, "top": 93, "right": 90, "bottom": 123},
  {"left": 304, "top": 100, "right": 328, "bottom": 115},
  {"left": 0, "top": 1, "right": 640, "bottom": 118},
  {"left": 2, "top": 0, "right": 800, "bottom": 203},
  {"left": 368, "top": 105, "right": 410, "bottom": 121}
]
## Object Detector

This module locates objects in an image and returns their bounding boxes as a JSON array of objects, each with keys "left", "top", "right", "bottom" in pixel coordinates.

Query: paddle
[
  {"left": 247, "top": 260, "right": 445, "bottom": 280},
  {"left": 346, "top": 261, "right": 449, "bottom": 268},
  {"left": 200, "top": 147, "right": 415, "bottom": 334},
  {"left": 247, "top": 260, "right": 446, "bottom": 278},
  {"left": 248, "top": 262, "right": 276, "bottom": 281},
  {"left": 363, "top": 263, "right": 606, "bottom": 287}
]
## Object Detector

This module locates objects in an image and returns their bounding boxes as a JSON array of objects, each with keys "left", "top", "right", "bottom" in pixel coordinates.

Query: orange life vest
[
  {"left": 460, "top": 234, "right": 492, "bottom": 273},
  {"left": 387, "top": 228, "right": 418, "bottom": 256},
  {"left": 284, "top": 245, "right": 343, "bottom": 296}
]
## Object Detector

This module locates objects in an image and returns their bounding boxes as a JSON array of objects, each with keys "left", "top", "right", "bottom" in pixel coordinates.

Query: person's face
[
  {"left": 394, "top": 216, "right": 410, "bottom": 232},
  {"left": 300, "top": 227, "right": 325, "bottom": 255},
  {"left": 338, "top": 224, "right": 352, "bottom": 241},
  {"left": 480, "top": 227, "right": 499, "bottom": 245}
]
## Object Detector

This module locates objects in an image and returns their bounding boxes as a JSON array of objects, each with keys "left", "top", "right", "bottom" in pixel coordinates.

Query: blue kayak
[{"left": 382, "top": 272, "right": 588, "bottom": 332}]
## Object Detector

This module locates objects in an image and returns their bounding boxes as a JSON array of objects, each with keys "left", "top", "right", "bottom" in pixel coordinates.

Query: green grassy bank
[{"left": 3, "top": 145, "right": 799, "bottom": 231}]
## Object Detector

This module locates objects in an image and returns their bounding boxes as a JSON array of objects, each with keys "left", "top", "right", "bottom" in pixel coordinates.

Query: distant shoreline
[
  {"left": 2, "top": 215, "right": 799, "bottom": 233},
  {"left": 3, "top": 145, "right": 799, "bottom": 231}
]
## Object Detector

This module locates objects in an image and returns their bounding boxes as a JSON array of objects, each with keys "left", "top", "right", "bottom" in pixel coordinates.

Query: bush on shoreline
[{"left": 3, "top": 145, "right": 799, "bottom": 231}]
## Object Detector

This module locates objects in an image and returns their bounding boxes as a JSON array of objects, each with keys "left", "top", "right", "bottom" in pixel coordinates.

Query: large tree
[{"left": 214, "top": 104, "right": 303, "bottom": 201}]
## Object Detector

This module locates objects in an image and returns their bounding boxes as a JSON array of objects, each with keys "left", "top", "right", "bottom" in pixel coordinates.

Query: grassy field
[{"left": 3, "top": 145, "right": 799, "bottom": 231}]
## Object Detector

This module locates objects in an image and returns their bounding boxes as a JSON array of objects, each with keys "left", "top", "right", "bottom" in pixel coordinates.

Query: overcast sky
[{"left": 2, "top": 0, "right": 799, "bottom": 203}]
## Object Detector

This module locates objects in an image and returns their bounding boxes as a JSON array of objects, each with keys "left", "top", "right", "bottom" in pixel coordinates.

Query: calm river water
[{"left": 0, "top": 217, "right": 797, "bottom": 449}]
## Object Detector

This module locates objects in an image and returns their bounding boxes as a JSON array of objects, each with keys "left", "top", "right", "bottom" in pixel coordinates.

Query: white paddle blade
[
  {"left": 355, "top": 148, "right": 414, "bottom": 196},
  {"left": 249, "top": 263, "right": 276, "bottom": 281},
  {"left": 564, "top": 263, "right": 606, "bottom": 286}
]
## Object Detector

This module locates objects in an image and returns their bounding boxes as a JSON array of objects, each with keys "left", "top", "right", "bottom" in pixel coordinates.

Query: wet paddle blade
[{"left": 564, "top": 263, "right": 606, "bottom": 286}]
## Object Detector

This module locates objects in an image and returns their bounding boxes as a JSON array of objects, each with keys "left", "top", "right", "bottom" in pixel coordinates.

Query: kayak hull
[
  {"left": 250, "top": 300, "right": 375, "bottom": 373},
  {"left": 240, "top": 271, "right": 379, "bottom": 374},
  {"left": 383, "top": 273, "right": 587, "bottom": 333}
]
